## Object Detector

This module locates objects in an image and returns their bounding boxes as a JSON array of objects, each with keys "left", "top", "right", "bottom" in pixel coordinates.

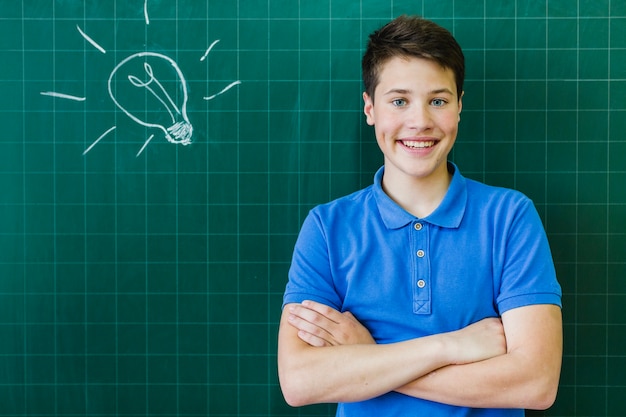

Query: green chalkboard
[{"left": 1, "top": 0, "right": 625, "bottom": 415}]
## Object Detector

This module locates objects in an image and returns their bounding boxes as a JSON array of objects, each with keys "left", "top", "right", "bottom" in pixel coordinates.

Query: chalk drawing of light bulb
[
  {"left": 108, "top": 51, "right": 193, "bottom": 147},
  {"left": 40, "top": 3, "right": 242, "bottom": 157}
]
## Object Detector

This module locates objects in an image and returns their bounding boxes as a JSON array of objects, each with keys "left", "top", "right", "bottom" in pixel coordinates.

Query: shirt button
[
  {"left": 414, "top": 223, "right": 423, "bottom": 231},
  {"left": 417, "top": 279, "right": 426, "bottom": 288},
  {"left": 416, "top": 250, "right": 425, "bottom": 258}
]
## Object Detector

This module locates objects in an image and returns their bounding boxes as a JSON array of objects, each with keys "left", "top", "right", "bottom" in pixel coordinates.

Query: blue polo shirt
[{"left": 283, "top": 162, "right": 562, "bottom": 416}]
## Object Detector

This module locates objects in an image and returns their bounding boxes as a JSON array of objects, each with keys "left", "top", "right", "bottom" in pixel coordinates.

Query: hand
[
  {"left": 287, "top": 300, "right": 376, "bottom": 347},
  {"left": 446, "top": 317, "right": 507, "bottom": 365}
]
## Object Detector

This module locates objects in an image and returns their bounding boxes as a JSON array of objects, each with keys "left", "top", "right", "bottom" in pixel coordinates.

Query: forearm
[
  {"left": 397, "top": 305, "right": 563, "bottom": 410},
  {"left": 278, "top": 320, "right": 450, "bottom": 406},
  {"left": 279, "top": 302, "right": 507, "bottom": 407},
  {"left": 396, "top": 350, "right": 558, "bottom": 409}
]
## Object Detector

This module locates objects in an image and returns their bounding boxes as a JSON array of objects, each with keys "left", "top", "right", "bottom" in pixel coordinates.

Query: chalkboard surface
[{"left": 1, "top": 0, "right": 624, "bottom": 415}]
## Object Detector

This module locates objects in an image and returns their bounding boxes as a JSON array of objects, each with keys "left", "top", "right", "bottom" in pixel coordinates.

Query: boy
[{"left": 278, "top": 15, "right": 562, "bottom": 416}]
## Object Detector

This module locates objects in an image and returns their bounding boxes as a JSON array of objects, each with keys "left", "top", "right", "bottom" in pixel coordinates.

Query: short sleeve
[
  {"left": 496, "top": 197, "right": 562, "bottom": 313},
  {"left": 282, "top": 209, "right": 343, "bottom": 310}
]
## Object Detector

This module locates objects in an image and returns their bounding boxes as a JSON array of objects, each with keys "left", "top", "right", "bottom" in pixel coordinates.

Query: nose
[{"left": 406, "top": 103, "right": 434, "bottom": 131}]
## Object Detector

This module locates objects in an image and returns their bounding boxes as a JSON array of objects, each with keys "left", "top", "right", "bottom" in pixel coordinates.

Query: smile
[{"left": 401, "top": 140, "right": 436, "bottom": 149}]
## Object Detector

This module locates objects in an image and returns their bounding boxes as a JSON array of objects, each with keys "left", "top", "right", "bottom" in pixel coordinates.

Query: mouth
[{"left": 400, "top": 140, "right": 437, "bottom": 149}]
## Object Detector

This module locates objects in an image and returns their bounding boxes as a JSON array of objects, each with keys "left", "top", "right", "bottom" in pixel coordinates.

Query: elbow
[
  {"left": 524, "top": 374, "right": 560, "bottom": 410},
  {"left": 281, "top": 389, "right": 309, "bottom": 408},
  {"left": 527, "top": 389, "right": 557, "bottom": 411},
  {"left": 278, "top": 372, "right": 314, "bottom": 408},
  {"left": 532, "top": 382, "right": 559, "bottom": 410},
  {"left": 278, "top": 361, "right": 317, "bottom": 407}
]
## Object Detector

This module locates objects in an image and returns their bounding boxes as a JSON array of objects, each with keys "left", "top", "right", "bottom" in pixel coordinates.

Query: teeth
[{"left": 403, "top": 140, "right": 435, "bottom": 149}]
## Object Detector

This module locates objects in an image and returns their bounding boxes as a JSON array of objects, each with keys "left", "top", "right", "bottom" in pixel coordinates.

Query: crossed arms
[{"left": 277, "top": 300, "right": 562, "bottom": 409}]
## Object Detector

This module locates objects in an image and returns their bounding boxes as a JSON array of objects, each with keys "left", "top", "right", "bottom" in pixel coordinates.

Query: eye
[
  {"left": 431, "top": 98, "right": 447, "bottom": 107},
  {"left": 391, "top": 98, "right": 407, "bottom": 107}
]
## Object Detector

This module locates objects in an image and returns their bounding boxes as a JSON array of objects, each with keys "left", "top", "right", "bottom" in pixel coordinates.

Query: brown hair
[{"left": 362, "top": 15, "right": 465, "bottom": 101}]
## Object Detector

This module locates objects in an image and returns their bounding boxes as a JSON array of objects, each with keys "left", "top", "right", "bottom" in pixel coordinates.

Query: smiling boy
[
  {"left": 365, "top": 55, "right": 461, "bottom": 218},
  {"left": 278, "top": 16, "right": 562, "bottom": 416}
]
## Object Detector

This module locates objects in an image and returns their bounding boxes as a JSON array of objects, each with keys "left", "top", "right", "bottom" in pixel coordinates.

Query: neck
[{"left": 381, "top": 164, "right": 453, "bottom": 218}]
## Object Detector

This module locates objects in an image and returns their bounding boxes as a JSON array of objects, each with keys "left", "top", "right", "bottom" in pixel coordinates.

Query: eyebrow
[
  {"left": 430, "top": 88, "right": 455, "bottom": 96},
  {"left": 383, "top": 87, "right": 455, "bottom": 96}
]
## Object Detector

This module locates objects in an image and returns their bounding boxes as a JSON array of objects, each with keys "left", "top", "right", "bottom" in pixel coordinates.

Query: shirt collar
[{"left": 373, "top": 162, "right": 467, "bottom": 230}]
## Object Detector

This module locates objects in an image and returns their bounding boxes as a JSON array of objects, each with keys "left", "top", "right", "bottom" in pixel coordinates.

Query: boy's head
[{"left": 362, "top": 15, "right": 465, "bottom": 102}]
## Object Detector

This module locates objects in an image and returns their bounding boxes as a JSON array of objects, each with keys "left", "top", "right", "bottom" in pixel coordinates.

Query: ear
[
  {"left": 363, "top": 92, "right": 375, "bottom": 126},
  {"left": 457, "top": 91, "right": 464, "bottom": 122}
]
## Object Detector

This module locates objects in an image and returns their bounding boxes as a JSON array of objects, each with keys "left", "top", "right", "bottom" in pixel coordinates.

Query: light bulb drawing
[
  {"left": 109, "top": 52, "right": 193, "bottom": 147},
  {"left": 40, "top": 1, "right": 241, "bottom": 156}
]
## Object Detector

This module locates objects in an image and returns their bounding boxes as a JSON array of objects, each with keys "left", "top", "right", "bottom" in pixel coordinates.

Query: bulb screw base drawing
[{"left": 166, "top": 121, "right": 193, "bottom": 145}]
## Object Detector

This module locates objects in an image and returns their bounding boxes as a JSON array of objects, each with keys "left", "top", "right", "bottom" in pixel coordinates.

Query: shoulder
[
  {"left": 464, "top": 176, "right": 534, "bottom": 212},
  {"left": 458, "top": 176, "right": 544, "bottom": 235},
  {"left": 445, "top": 164, "right": 535, "bottom": 223},
  {"left": 309, "top": 185, "right": 376, "bottom": 222},
  {"left": 298, "top": 185, "right": 382, "bottom": 248}
]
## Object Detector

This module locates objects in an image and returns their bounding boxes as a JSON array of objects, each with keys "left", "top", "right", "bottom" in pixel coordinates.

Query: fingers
[
  {"left": 294, "top": 328, "right": 330, "bottom": 347},
  {"left": 451, "top": 317, "right": 507, "bottom": 364},
  {"left": 300, "top": 300, "right": 343, "bottom": 323},
  {"left": 287, "top": 301, "right": 376, "bottom": 347},
  {"left": 288, "top": 301, "right": 338, "bottom": 327},
  {"left": 288, "top": 302, "right": 338, "bottom": 347}
]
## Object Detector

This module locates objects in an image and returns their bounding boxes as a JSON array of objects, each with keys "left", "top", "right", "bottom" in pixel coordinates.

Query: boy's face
[{"left": 363, "top": 56, "right": 462, "bottom": 184}]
